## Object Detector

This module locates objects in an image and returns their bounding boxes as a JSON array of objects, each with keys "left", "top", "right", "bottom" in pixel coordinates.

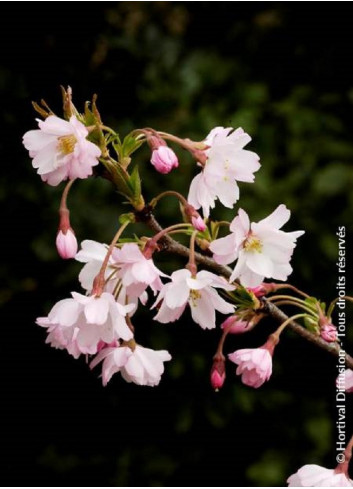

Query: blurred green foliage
[{"left": 1, "top": 2, "right": 352, "bottom": 486}]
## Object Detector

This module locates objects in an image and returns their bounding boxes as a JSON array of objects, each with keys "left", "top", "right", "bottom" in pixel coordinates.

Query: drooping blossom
[
  {"left": 113, "top": 243, "right": 168, "bottom": 297},
  {"left": 209, "top": 205, "right": 304, "bottom": 287},
  {"left": 287, "top": 464, "right": 353, "bottom": 487},
  {"left": 23, "top": 115, "right": 101, "bottom": 186},
  {"left": 76, "top": 240, "right": 119, "bottom": 292},
  {"left": 90, "top": 343, "right": 171, "bottom": 386},
  {"left": 76, "top": 241, "right": 165, "bottom": 299},
  {"left": 152, "top": 269, "right": 235, "bottom": 329},
  {"left": 56, "top": 228, "right": 78, "bottom": 259},
  {"left": 337, "top": 369, "right": 353, "bottom": 393},
  {"left": 187, "top": 127, "right": 260, "bottom": 217},
  {"left": 228, "top": 339, "right": 276, "bottom": 388},
  {"left": 36, "top": 292, "right": 134, "bottom": 357}
]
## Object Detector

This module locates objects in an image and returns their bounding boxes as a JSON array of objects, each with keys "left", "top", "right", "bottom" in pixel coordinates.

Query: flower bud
[
  {"left": 184, "top": 203, "right": 206, "bottom": 232},
  {"left": 221, "top": 315, "right": 249, "bottom": 334},
  {"left": 151, "top": 146, "right": 179, "bottom": 174},
  {"left": 248, "top": 282, "right": 279, "bottom": 298},
  {"left": 56, "top": 228, "right": 78, "bottom": 259},
  {"left": 191, "top": 214, "right": 206, "bottom": 232},
  {"left": 210, "top": 355, "right": 226, "bottom": 391},
  {"left": 320, "top": 323, "right": 337, "bottom": 343}
]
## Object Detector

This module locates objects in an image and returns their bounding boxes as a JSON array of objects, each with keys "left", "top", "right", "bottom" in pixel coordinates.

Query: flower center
[
  {"left": 58, "top": 134, "right": 77, "bottom": 155},
  {"left": 189, "top": 289, "right": 201, "bottom": 307},
  {"left": 243, "top": 234, "right": 263, "bottom": 253}
]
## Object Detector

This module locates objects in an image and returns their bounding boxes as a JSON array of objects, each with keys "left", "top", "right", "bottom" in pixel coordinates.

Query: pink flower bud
[
  {"left": 151, "top": 147, "right": 179, "bottom": 174},
  {"left": 221, "top": 315, "right": 249, "bottom": 334},
  {"left": 248, "top": 283, "right": 278, "bottom": 298},
  {"left": 56, "top": 228, "right": 78, "bottom": 259},
  {"left": 210, "top": 356, "right": 226, "bottom": 391},
  {"left": 191, "top": 214, "right": 206, "bottom": 232},
  {"left": 320, "top": 323, "right": 337, "bottom": 342}
]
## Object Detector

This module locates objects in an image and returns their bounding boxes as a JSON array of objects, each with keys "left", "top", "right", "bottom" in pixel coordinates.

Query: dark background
[{"left": 1, "top": 2, "right": 353, "bottom": 486}]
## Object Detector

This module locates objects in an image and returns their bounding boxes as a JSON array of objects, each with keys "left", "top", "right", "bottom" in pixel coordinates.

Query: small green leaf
[{"left": 128, "top": 166, "right": 142, "bottom": 201}]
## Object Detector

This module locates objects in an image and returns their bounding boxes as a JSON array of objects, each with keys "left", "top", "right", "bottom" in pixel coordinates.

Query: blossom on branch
[
  {"left": 36, "top": 292, "right": 134, "bottom": 357},
  {"left": 152, "top": 268, "right": 235, "bottom": 329},
  {"left": 228, "top": 340, "right": 276, "bottom": 388},
  {"left": 23, "top": 115, "right": 101, "bottom": 186},
  {"left": 90, "top": 343, "right": 171, "bottom": 386},
  {"left": 210, "top": 205, "right": 304, "bottom": 287},
  {"left": 76, "top": 241, "right": 166, "bottom": 300},
  {"left": 187, "top": 127, "right": 260, "bottom": 217}
]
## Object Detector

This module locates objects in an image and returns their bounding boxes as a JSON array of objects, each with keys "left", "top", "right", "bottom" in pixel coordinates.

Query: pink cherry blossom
[
  {"left": 90, "top": 343, "right": 171, "bottom": 386},
  {"left": 36, "top": 292, "right": 134, "bottom": 357},
  {"left": 151, "top": 146, "right": 179, "bottom": 174},
  {"left": 287, "top": 464, "right": 353, "bottom": 487},
  {"left": 209, "top": 205, "right": 304, "bottom": 287},
  {"left": 56, "top": 229, "right": 78, "bottom": 259},
  {"left": 228, "top": 344, "right": 274, "bottom": 388},
  {"left": 23, "top": 115, "right": 101, "bottom": 186},
  {"left": 187, "top": 127, "right": 260, "bottom": 217},
  {"left": 76, "top": 241, "right": 164, "bottom": 301},
  {"left": 337, "top": 369, "right": 353, "bottom": 393},
  {"left": 113, "top": 243, "right": 168, "bottom": 298},
  {"left": 152, "top": 268, "right": 235, "bottom": 329}
]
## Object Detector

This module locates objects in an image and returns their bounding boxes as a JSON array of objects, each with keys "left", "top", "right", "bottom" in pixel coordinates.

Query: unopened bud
[
  {"left": 248, "top": 283, "right": 279, "bottom": 298},
  {"left": 221, "top": 315, "right": 249, "bottom": 334},
  {"left": 320, "top": 323, "right": 337, "bottom": 343},
  {"left": 151, "top": 146, "right": 179, "bottom": 174},
  {"left": 210, "top": 355, "right": 226, "bottom": 391},
  {"left": 56, "top": 228, "right": 78, "bottom": 259}
]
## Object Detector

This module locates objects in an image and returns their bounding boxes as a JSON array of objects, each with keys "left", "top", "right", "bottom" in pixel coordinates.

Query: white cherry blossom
[
  {"left": 210, "top": 205, "right": 304, "bottom": 287},
  {"left": 152, "top": 268, "right": 235, "bottom": 329},
  {"left": 36, "top": 292, "right": 134, "bottom": 357},
  {"left": 187, "top": 127, "right": 260, "bottom": 217},
  {"left": 90, "top": 343, "right": 171, "bottom": 386}
]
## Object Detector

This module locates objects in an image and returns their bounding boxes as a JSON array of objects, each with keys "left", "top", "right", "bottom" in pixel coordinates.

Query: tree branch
[{"left": 137, "top": 207, "right": 353, "bottom": 370}]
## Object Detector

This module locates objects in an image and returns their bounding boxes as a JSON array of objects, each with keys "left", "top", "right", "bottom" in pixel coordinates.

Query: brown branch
[{"left": 137, "top": 207, "right": 353, "bottom": 370}]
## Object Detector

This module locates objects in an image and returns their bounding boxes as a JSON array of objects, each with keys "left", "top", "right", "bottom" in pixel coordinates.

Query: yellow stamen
[
  {"left": 243, "top": 235, "right": 263, "bottom": 253},
  {"left": 58, "top": 134, "right": 77, "bottom": 155},
  {"left": 189, "top": 289, "right": 201, "bottom": 307}
]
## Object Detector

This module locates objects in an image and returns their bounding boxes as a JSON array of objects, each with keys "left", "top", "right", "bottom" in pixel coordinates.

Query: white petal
[
  {"left": 165, "top": 280, "right": 190, "bottom": 308},
  {"left": 258, "top": 204, "right": 290, "bottom": 230},
  {"left": 49, "top": 298, "right": 81, "bottom": 326},
  {"left": 189, "top": 293, "right": 216, "bottom": 329},
  {"left": 246, "top": 251, "right": 274, "bottom": 277},
  {"left": 75, "top": 240, "right": 108, "bottom": 263},
  {"left": 38, "top": 115, "right": 72, "bottom": 136},
  {"left": 84, "top": 296, "right": 109, "bottom": 324}
]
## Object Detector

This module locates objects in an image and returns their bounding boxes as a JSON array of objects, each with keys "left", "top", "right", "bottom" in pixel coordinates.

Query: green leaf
[
  {"left": 128, "top": 165, "right": 142, "bottom": 202},
  {"left": 122, "top": 135, "right": 144, "bottom": 158}
]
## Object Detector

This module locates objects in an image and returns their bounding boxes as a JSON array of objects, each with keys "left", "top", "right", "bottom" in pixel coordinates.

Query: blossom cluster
[{"left": 24, "top": 89, "right": 353, "bottom": 486}]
